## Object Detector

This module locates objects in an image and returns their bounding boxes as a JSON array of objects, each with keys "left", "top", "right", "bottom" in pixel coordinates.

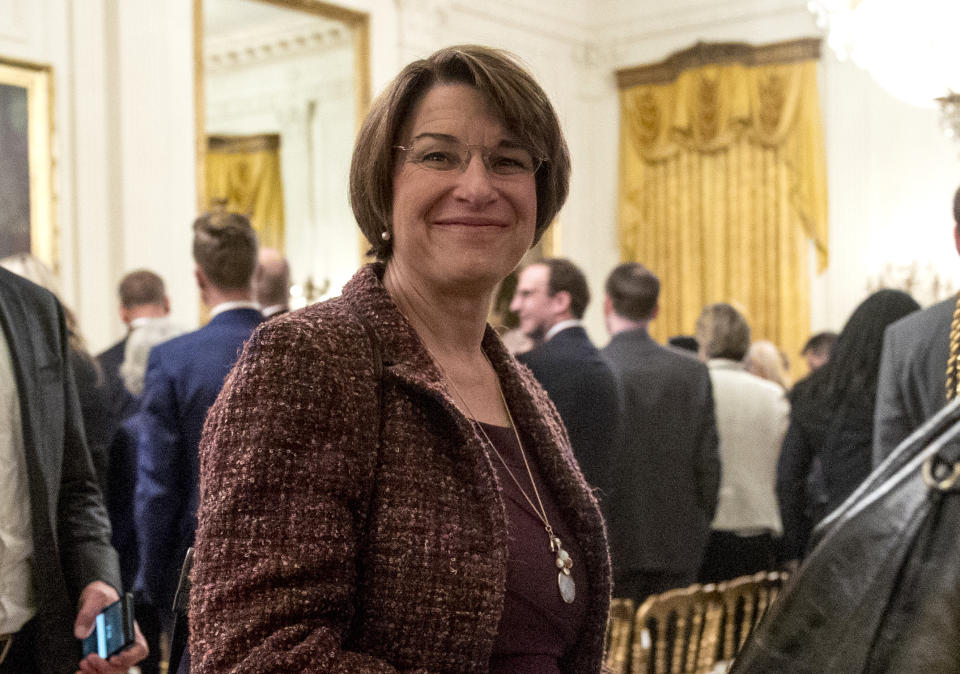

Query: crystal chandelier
[{"left": 809, "top": 0, "right": 960, "bottom": 135}]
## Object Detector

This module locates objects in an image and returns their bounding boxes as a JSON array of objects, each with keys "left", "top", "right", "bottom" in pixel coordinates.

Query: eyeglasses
[{"left": 395, "top": 136, "right": 545, "bottom": 177}]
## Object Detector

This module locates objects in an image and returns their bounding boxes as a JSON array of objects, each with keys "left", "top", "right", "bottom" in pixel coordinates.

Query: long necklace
[{"left": 435, "top": 351, "right": 576, "bottom": 604}]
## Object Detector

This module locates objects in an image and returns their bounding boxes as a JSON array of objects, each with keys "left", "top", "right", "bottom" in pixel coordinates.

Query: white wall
[
  {"left": 0, "top": 0, "right": 197, "bottom": 353},
  {"left": 4, "top": 0, "right": 959, "bottom": 352}
]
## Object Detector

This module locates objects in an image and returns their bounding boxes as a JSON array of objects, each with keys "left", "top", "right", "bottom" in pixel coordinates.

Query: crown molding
[{"left": 204, "top": 18, "right": 351, "bottom": 72}]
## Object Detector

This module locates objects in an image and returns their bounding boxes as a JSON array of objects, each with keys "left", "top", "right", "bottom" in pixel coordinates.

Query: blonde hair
[
  {"left": 695, "top": 303, "right": 751, "bottom": 361},
  {"left": 0, "top": 253, "right": 90, "bottom": 357},
  {"left": 745, "top": 340, "right": 792, "bottom": 390}
]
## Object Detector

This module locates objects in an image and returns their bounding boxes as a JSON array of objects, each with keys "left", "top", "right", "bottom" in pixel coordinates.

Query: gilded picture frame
[{"left": 0, "top": 58, "right": 55, "bottom": 271}]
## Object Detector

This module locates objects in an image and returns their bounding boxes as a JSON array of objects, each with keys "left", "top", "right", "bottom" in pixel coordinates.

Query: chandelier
[{"left": 810, "top": 0, "right": 960, "bottom": 134}]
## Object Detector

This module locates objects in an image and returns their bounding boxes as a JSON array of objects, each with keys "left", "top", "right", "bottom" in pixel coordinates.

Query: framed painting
[{"left": 0, "top": 58, "right": 55, "bottom": 271}]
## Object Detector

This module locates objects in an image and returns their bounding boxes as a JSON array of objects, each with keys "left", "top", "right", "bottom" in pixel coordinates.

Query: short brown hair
[
  {"left": 605, "top": 262, "right": 660, "bottom": 320},
  {"left": 192, "top": 212, "right": 258, "bottom": 290},
  {"left": 350, "top": 45, "right": 570, "bottom": 260},
  {"left": 695, "top": 303, "right": 751, "bottom": 361},
  {"left": 118, "top": 269, "right": 166, "bottom": 309},
  {"left": 542, "top": 258, "right": 589, "bottom": 319}
]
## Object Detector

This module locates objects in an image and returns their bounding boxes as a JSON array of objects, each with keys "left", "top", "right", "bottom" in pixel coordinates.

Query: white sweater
[{"left": 707, "top": 359, "right": 790, "bottom": 535}]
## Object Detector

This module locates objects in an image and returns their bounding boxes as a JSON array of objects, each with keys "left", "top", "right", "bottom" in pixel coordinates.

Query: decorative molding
[
  {"left": 617, "top": 37, "right": 822, "bottom": 89},
  {"left": 205, "top": 20, "right": 352, "bottom": 71}
]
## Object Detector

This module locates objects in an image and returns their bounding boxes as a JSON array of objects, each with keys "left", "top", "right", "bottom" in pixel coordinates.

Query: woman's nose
[{"left": 452, "top": 153, "right": 497, "bottom": 204}]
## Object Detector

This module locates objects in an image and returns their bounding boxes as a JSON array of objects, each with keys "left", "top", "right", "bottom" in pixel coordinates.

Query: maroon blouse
[{"left": 480, "top": 422, "right": 589, "bottom": 673}]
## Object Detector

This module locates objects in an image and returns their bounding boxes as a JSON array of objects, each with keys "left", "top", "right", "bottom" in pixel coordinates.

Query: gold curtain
[
  {"left": 205, "top": 134, "right": 285, "bottom": 251},
  {"left": 617, "top": 39, "right": 828, "bottom": 373}
]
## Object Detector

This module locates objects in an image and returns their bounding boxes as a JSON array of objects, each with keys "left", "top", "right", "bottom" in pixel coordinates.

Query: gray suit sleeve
[
  {"left": 873, "top": 325, "right": 908, "bottom": 467},
  {"left": 696, "top": 372, "right": 721, "bottom": 520}
]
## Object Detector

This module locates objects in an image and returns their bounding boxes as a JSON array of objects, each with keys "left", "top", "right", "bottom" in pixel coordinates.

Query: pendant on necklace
[{"left": 550, "top": 534, "right": 576, "bottom": 604}]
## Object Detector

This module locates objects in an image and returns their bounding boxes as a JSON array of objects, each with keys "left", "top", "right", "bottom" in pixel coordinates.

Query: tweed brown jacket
[{"left": 189, "top": 264, "right": 612, "bottom": 673}]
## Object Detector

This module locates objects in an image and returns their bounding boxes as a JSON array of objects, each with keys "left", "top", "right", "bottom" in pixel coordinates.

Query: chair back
[
  {"left": 716, "top": 571, "right": 789, "bottom": 664},
  {"left": 630, "top": 584, "right": 720, "bottom": 673},
  {"left": 604, "top": 598, "right": 635, "bottom": 674},
  {"left": 628, "top": 572, "right": 789, "bottom": 673}
]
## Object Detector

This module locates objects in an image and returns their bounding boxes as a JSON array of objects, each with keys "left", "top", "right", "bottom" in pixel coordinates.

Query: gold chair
[
  {"left": 716, "top": 571, "right": 790, "bottom": 663},
  {"left": 604, "top": 598, "right": 636, "bottom": 674},
  {"left": 630, "top": 583, "right": 723, "bottom": 674}
]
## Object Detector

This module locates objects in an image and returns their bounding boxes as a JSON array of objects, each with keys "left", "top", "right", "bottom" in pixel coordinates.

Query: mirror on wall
[{"left": 197, "top": 0, "right": 369, "bottom": 308}]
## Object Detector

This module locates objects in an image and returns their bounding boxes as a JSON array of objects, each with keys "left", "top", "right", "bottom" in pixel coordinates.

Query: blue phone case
[{"left": 81, "top": 593, "right": 135, "bottom": 658}]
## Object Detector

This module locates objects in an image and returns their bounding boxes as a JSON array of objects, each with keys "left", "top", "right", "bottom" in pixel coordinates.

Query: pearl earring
[{"left": 381, "top": 230, "right": 391, "bottom": 242}]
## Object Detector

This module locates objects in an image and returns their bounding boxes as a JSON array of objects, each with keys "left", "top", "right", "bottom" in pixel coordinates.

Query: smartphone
[{"left": 81, "top": 592, "right": 135, "bottom": 659}]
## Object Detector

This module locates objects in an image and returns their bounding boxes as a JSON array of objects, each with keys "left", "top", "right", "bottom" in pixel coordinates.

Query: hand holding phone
[{"left": 81, "top": 592, "right": 136, "bottom": 659}]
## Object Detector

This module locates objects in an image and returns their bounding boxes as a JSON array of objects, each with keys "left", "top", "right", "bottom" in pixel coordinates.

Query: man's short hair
[
  {"left": 118, "top": 270, "right": 166, "bottom": 309},
  {"left": 605, "top": 262, "right": 660, "bottom": 321},
  {"left": 695, "top": 303, "right": 751, "bottom": 361},
  {"left": 192, "top": 212, "right": 258, "bottom": 290},
  {"left": 543, "top": 258, "right": 590, "bottom": 319},
  {"left": 802, "top": 331, "right": 838, "bottom": 357}
]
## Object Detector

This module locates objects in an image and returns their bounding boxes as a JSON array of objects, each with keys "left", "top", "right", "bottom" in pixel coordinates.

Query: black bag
[{"left": 731, "top": 398, "right": 960, "bottom": 673}]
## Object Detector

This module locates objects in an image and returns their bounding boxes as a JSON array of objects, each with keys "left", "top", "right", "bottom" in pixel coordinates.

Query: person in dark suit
[
  {"left": 874, "top": 186, "right": 960, "bottom": 464},
  {"left": 600, "top": 262, "right": 721, "bottom": 603},
  {"left": 510, "top": 258, "right": 622, "bottom": 505},
  {"left": 134, "top": 213, "right": 264, "bottom": 639},
  {"left": 0, "top": 267, "right": 147, "bottom": 673},
  {"left": 97, "top": 269, "right": 170, "bottom": 674}
]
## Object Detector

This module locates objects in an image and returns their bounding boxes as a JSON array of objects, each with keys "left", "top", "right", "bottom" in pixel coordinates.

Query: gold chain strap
[{"left": 947, "top": 292, "right": 960, "bottom": 402}]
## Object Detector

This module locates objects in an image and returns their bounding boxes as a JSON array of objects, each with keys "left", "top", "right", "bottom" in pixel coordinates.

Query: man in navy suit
[
  {"left": 0, "top": 268, "right": 147, "bottom": 673},
  {"left": 98, "top": 270, "right": 169, "bottom": 580},
  {"left": 134, "top": 213, "right": 263, "bottom": 631},
  {"left": 97, "top": 269, "right": 170, "bottom": 674},
  {"left": 601, "top": 262, "right": 720, "bottom": 604},
  {"left": 510, "top": 258, "right": 621, "bottom": 506}
]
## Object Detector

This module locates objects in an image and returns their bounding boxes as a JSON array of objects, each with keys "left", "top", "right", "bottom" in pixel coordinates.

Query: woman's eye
[
  {"left": 490, "top": 155, "right": 529, "bottom": 173},
  {"left": 418, "top": 151, "right": 459, "bottom": 168}
]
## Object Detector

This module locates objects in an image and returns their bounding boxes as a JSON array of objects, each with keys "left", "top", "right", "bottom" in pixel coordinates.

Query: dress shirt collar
[
  {"left": 210, "top": 300, "right": 260, "bottom": 318},
  {"left": 260, "top": 304, "right": 287, "bottom": 318},
  {"left": 544, "top": 319, "right": 584, "bottom": 342},
  {"left": 129, "top": 316, "right": 155, "bottom": 329}
]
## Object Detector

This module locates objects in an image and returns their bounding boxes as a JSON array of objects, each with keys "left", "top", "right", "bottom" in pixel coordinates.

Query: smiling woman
[{"left": 189, "top": 45, "right": 611, "bottom": 674}]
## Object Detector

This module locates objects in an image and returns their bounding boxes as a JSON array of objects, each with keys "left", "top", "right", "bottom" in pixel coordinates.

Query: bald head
[{"left": 255, "top": 248, "right": 291, "bottom": 313}]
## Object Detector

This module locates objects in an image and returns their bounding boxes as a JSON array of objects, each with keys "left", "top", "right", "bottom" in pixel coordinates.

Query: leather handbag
[{"left": 731, "top": 397, "right": 960, "bottom": 673}]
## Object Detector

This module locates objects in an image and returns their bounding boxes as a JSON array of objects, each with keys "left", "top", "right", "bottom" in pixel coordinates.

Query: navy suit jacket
[
  {"left": 518, "top": 325, "right": 622, "bottom": 507},
  {"left": 134, "top": 307, "right": 263, "bottom": 610},
  {"left": 602, "top": 329, "right": 720, "bottom": 577},
  {"left": 0, "top": 268, "right": 120, "bottom": 671}
]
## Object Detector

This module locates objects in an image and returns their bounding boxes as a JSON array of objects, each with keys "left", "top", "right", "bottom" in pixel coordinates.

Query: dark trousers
[
  {"left": 614, "top": 569, "right": 696, "bottom": 607},
  {"left": 697, "top": 530, "right": 777, "bottom": 584},
  {"left": 0, "top": 619, "right": 40, "bottom": 674},
  {"left": 136, "top": 598, "right": 163, "bottom": 674}
]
